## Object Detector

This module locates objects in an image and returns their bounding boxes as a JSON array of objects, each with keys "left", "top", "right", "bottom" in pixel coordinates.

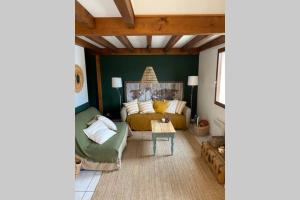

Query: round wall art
[{"left": 75, "top": 64, "right": 84, "bottom": 93}]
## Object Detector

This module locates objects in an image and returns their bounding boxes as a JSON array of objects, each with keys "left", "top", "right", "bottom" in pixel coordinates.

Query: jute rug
[{"left": 92, "top": 130, "right": 224, "bottom": 200}]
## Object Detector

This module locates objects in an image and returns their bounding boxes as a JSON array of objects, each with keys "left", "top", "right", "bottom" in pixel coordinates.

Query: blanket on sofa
[{"left": 75, "top": 107, "right": 127, "bottom": 163}]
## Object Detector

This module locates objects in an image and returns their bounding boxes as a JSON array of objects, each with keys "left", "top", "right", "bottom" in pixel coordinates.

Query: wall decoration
[
  {"left": 75, "top": 45, "right": 89, "bottom": 108},
  {"left": 75, "top": 64, "right": 84, "bottom": 93},
  {"left": 125, "top": 81, "right": 184, "bottom": 102}
]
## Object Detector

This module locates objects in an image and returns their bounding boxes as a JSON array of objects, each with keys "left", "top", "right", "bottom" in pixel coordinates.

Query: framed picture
[{"left": 125, "top": 81, "right": 184, "bottom": 102}]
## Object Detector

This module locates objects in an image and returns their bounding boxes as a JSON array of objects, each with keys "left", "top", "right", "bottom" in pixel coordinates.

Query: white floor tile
[
  {"left": 75, "top": 171, "right": 95, "bottom": 192},
  {"left": 82, "top": 192, "right": 94, "bottom": 200},
  {"left": 87, "top": 173, "right": 101, "bottom": 191},
  {"left": 75, "top": 192, "right": 85, "bottom": 200}
]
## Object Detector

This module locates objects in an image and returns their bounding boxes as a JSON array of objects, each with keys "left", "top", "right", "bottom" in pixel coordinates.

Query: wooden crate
[{"left": 201, "top": 142, "right": 225, "bottom": 184}]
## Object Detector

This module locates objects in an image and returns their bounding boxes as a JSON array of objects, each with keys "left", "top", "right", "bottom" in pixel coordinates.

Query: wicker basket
[
  {"left": 192, "top": 125, "right": 209, "bottom": 136},
  {"left": 75, "top": 157, "right": 82, "bottom": 178}
]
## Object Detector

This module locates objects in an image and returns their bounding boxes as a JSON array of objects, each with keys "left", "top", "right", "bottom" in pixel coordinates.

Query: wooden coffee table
[{"left": 151, "top": 120, "right": 176, "bottom": 155}]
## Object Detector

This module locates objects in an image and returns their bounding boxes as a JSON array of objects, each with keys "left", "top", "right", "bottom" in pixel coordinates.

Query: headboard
[{"left": 124, "top": 81, "right": 184, "bottom": 102}]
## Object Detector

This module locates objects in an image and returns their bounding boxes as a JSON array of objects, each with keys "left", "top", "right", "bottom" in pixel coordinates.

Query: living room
[
  {"left": 4, "top": 1, "right": 299, "bottom": 200},
  {"left": 75, "top": 0, "right": 225, "bottom": 200}
]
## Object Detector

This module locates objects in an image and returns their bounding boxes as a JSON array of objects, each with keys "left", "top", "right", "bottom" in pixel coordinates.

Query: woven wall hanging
[{"left": 75, "top": 64, "right": 84, "bottom": 93}]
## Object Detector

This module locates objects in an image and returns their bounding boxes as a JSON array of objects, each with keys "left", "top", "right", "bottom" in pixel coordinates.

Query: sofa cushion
[
  {"left": 176, "top": 100, "right": 186, "bottom": 114},
  {"left": 98, "top": 115, "right": 118, "bottom": 131},
  {"left": 127, "top": 113, "right": 186, "bottom": 131},
  {"left": 153, "top": 100, "right": 169, "bottom": 113},
  {"left": 138, "top": 100, "right": 155, "bottom": 114},
  {"left": 123, "top": 99, "right": 139, "bottom": 115},
  {"left": 165, "top": 100, "right": 178, "bottom": 114}
]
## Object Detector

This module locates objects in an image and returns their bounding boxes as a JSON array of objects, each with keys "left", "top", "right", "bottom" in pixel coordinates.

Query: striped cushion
[
  {"left": 138, "top": 100, "right": 155, "bottom": 114},
  {"left": 175, "top": 100, "right": 186, "bottom": 114},
  {"left": 165, "top": 100, "right": 178, "bottom": 114},
  {"left": 123, "top": 99, "right": 139, "bottom": 115}
]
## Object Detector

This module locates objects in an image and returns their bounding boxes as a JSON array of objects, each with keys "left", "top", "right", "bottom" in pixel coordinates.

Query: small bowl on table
[{"left": 161, "top": 117, "right": 170, "bottom": 123}]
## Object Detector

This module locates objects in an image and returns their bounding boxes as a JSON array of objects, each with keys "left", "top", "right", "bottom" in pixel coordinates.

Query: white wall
[
  {"left": 197, "top": 44, "right": 225, "bottom": 136},
  {"left": 75, "top": 45, "right": 89, "bottom": 108}
]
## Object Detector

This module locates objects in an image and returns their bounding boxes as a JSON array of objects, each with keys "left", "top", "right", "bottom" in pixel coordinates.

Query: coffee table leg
[
  {"left": 153, "top": 135, "right": 156, "bottom": 155},
  {"left": 171, "top": 136, "right": 174, "bottom": 155}
]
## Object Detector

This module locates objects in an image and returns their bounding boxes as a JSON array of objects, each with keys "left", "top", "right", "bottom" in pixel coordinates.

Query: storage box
[{"left": 201, "top": 142, "right": 225, "bottom": 184}]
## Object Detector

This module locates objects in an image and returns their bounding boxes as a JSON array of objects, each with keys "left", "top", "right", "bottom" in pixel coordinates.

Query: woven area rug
[{"left": 92, "top": 130, "right": 224, "bottom": 200}]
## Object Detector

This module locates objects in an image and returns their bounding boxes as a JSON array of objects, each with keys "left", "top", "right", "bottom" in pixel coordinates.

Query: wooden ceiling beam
[
  {"left": 113, "top": 0, "right": 135, "bottom": 27},
  {"left": 182, "top": 35, "right": 208, "bottom": 50},
  {"left": 164, "top": 35, "right": 182, "bottom": 52},
  {"left": 76, "top": 15, "right": 225, "bottom": 36},
  {"left": 75, "top": 37, "right": 102, "bottom": 54},
  {"left": 86, "top": 36, "right": 117, "bottom": 51},
  {"left": 198, "top": 35, "right": 225, "bottom": 52},
  {"left": 95, "top": 48, "right": 199, "bottom": 55},
  {"left": 75, "top": 1, "right": 95, "bottom": 29},
  {"left": 116, "top": 36, "right": 134, "bottom": 50},
  {"left": 147, "top": 36, "right": 152, "bottom": 49}
]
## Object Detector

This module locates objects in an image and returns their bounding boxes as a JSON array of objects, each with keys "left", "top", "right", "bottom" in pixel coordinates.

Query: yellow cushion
[{"left": 153, "top": 100, "right": 169, "bottom": 113}]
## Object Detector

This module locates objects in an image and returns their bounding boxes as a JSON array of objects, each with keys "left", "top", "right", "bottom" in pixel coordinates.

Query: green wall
[
  {"left": 85, "top": 50, "right": 99, "bottom": 109},
  {"left": 99, "top": 55, "right": 199, "bottom": 118}
]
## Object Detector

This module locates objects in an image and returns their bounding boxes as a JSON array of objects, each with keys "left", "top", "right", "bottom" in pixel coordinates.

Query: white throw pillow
[
  {"left": 165, "top": 100, "right": 178, "bottom": 114},
  {"left": 90, "top": 128, "right": 116, "bottom": 144},
  {"left": 138, "top": 100, "right": 155, "bottom": 114},
  {"left": 83, "top": 120, "right": 107, "bottom": 135},
  {"left": 175, "top": 100, "right": 186, "bottom": 114},
  {"left": 123, "top": 99, "right": 139, "bottom": 115},
  {"left": 97, "top": 115, "right": 117, "bottom": 131},
  {"left": 83, "top": 120, "right": 116, "bottom": 144}
]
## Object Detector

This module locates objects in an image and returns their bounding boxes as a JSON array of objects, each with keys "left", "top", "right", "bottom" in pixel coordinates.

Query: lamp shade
[
  {"left": 140, "top": 66, "right": 159, "bottom": 84},
  {"left": 112, "top": 77, "right": 122, "bottom": 88},
  {"left": 188, "top": 76, "right": 198, "bottom": 86}
]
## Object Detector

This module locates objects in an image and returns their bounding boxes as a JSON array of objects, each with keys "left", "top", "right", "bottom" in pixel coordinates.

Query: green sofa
[{"left": 75, "top": 107, "right": 128, "bottom": 171}]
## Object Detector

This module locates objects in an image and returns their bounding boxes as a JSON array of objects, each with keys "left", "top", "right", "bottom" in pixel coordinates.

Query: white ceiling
[
  {"left": 77, "top": 0, "right": 224, "bottom": 17},
  {"left": 102, "top": 36, "right": 126, "bottom": 48},
  {"left": 77, "top": 0, "right": 121, "bottom": 17},
  {"left": 173, "top": 35, "right": 196, "bottom": 48},
  {"left": 127, "top": 36, "right": 147, "bottom": 48},
  {"left": 78, "top": 35, "right": 221, "bottom": 49},
  {"left": 193, "top": 34, "right": 223, "bottom": 47},
  {"left": 131, "top": 0, "right": 225, "bottom": 15},
  {"left": 77, "top": 36, "right": 104, "bottom": 48},
  {"left": 77, "top": 0, "right": 224, "bottom": 49},
  {"left": 151, "top": 35, "right": 172, "bottom": 48}
]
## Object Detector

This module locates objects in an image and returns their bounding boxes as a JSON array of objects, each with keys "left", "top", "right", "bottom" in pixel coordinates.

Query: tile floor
[{"left": 75, "top": 170, "right": 101, "bottom": 200}]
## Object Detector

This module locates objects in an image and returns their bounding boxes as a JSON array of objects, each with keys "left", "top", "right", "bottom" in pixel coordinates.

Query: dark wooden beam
[
  {"left": 164, "top": 35, "right": 182, "bottom": 52},
  {"left": 198, "top": 35, "right": 225, "bottom": 52},
  {"left": 116, "top": 36, "right": 134, "bottom": 50},
  {"left": 86, "top": 36, "right": 117, "bottom": 51},
  {"left": 95, "top": 48, "right": 199, "bottom": 55},
  {"left": 95, "top": 55, "right": 103, "bottom": 113},
  {"left": 75, "top": 1, "right": 95, "bottom": 29},
  {"left": 182, "top": 35, "right": 208, "bottom": 50},
  {"left": 75, "top": 37, "right": 102, "bottom": 54},
  {"left": 113, "top": 0, "right": 135, "bottom": 27},
  {"left": 147, "top": 36, "right": 152, "bottom": 49},
  {"left": 76, "top": 15, "right": 225, "bottom": 36}
]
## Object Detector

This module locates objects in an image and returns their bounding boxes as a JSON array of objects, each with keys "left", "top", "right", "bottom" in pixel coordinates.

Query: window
[{"left": 215, "top": 47, "right": 225, "bottom": 108}]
